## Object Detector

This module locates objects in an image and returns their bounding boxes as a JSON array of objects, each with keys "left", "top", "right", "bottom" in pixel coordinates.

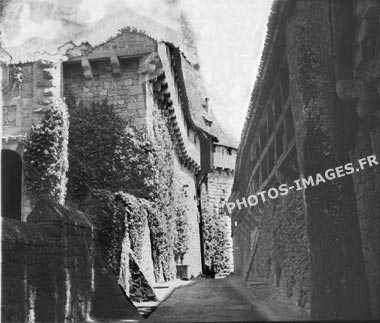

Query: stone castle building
[
  {"left": 229, "top": 0, "right": 380, "bottom": 320},
  {"left": 1, "top": 30, "right": 237, "bottom": 321}
]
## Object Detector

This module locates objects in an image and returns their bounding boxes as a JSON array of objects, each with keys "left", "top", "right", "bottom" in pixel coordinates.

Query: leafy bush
[
  {"left": 173, "top": 201, "right": 189, "bottom": 264},
  {"left": 67, "top": 101, "right": 189, "bottom": 282},
  {"left": 147, "top": 109, "right": 178, "bottom": 281},
  {"left": 24, "top": 99, "right": 69, "bottom": 204},
  {"left": 89, "top": 190, "right": 126, "bottom": 275},
  {"left": 201, "top": 185, "right": 231, "bottom": 275},
  {"left": 67, "top": 101, "right": 156, "bottom": 201}
]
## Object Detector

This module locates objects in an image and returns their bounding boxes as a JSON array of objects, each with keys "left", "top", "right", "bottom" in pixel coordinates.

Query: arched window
[{"left": 1, "top": 149, "right": 22, "bottom": 220}]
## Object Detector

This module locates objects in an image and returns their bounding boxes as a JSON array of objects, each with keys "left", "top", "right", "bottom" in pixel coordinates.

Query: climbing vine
[
  {"left": 117, "top": 191, "right": 151, "bottom": 262},
  {"left": 147, "top": 108, "right": 179, "bottom": 281},
  {"left": 67, "top": 100, "right": 189, "bottom": 282},
  {"left": 24, "top": 99, "right": 69, "bottom": 204},
  {"left": 173, "top": 202, "right": 190, "bottom": 264},
  {"left": 201, "top": 185, "right": 231, "bottom": 275},
  {"left": 67, "top": 101, "right": 156, "bottom": 201},
  {"left": 88, "top": 190, "right": 126, "bottom": 275}
]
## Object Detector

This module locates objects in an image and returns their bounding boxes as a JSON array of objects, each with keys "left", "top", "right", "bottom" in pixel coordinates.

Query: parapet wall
[
  {"left": 63, "top": 57, "right": 148, "bottom": 126},
  {"left": 1, "top": 200, "right": 140, "bottom": 323}
]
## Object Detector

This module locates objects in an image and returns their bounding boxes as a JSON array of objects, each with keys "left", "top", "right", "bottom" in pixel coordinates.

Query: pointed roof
[{"left": 172, "top": 47, "right": 238, "bottom": 149}]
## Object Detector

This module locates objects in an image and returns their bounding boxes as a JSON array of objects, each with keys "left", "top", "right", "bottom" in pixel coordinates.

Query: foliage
[
  {"left": 146, "top": 109, "right": 178, "bottom": 281},
  {"left": 201, "top": 186, "right": 231, "bottom": 275},
  {"left": 254, "top": 190, "right": 310, "bottom": 307},
  {"left": 88, "top": 190, "right": 126, "bottom": 275},
  {"left": 173, "top": 202, "right": 190, "bottom": 264},
  {"left": 116, "top": 191, "right": 151, "bottom": 262},
  {"left": 24, "top": 99, "right": 69, "bottom": 204},
  {"left": 67, "top": 101, "right": 156, "bottom": 201},
  {"left": 89, "top": 190, "right": 152, "bottom": 273},
  {"left": 67, "top": 100, "right": 190, "bottom": 282},
  {"left": 67, "top": 100, "right": 157, "bottom": 279}
]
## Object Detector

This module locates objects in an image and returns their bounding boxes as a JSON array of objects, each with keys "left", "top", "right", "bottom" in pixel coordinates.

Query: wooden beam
[
  {"left": 81, "top": 57, "right": 93, "bottom": 80},
  {"left": 110, "top": 55, "right": 121, "bottom": 76}
]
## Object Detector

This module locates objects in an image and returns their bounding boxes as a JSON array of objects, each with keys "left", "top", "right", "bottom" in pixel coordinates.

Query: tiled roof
[{"left": 174, "top": 50, "right": 239, "bottom": 149}]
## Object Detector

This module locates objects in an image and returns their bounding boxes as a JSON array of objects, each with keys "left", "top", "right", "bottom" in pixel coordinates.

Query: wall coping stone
[{"left": 27, "top": 200, "right": 94, "bottom": 229}]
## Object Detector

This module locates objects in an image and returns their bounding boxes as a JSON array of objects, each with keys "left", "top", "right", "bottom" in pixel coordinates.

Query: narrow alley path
[{"left": 146, "top": 277, "right": 268, "bottom": 322}]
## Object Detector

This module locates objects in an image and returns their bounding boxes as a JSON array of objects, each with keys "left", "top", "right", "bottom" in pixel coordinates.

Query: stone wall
[
  {"left": 63, "top": 57, "right": 148, "bottom": 127},
  {"left": 2, "top": 61, "right": 62, "bottom": 219},
  {"left": 207, "top": 170, "right": 234, "bottom": 273},
  {"left": 1, "top": 200, "right": 140, "bottom": 322},
  {"left": 350, "top": 125, "right": 380, "bottom": 318},
  {"left": 173, "top": 156, "right": 202, "bottom": 278},
  {"left": 2, "top": 61, "right": 61, "bottom": 138},
  {"left": 233, "top": 190, "right": 310, "bottom": 309},
  {"left": 136, "top": 218, "right": 156, "bottom": 285},
  {"left": 213, "top": 145, "right": 236, "bottom": 170}
]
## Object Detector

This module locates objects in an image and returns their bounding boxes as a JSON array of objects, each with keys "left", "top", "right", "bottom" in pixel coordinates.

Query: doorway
[{"left": 1, "top": 149, "right": 22, "bottom": 220}]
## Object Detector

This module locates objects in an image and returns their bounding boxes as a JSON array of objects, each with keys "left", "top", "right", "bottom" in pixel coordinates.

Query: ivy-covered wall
[
  {"left": 63, "top": 57, "right": 147, "bottom": 127},
  {"left": 2, "top": 61, "right": 64, "bottom": 219},
  {"left": 64, "top": 94, "right": 195, "bottom": 288},
  {"left": 200, "top": 172, "right": 235, "bottom": 276},
  {"left": 207, "top": 170, "right": 234, "bottom": 274},
  {"left": 172, "top": 156, "right": 202, "bottom": 278},
  {"left": 23, "top": 100, "right": 69, "bottom": 206},
  {"left": 234, "top": 190, "right": 310, "bottom": 309},
  {"left": 1, "top": 200, "right": 140, "bottom": 322}
]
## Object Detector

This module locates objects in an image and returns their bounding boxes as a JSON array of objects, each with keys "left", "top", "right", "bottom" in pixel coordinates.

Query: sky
[{"left": 0, "top": 0, "right": 272, "bottom": 141}]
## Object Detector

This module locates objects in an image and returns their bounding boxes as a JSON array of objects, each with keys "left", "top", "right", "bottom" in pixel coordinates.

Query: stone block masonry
[
  {"left": 207, "top": 170, "right": 234, "bottom": 273},
  {"left": 63, "top": 57, "right": 147, "bottom": 127},
  {"left": 2, "top": 61, "right": 64, "bottom": 220},
  {"left": 1, "top": 200, "right": 141, "bottom": 322},
  {"left": 173, "top": 156, "right": 202, "bottom": 278},
  {"left": 2, "top": 61, "right": 62, "bottom": 139}
]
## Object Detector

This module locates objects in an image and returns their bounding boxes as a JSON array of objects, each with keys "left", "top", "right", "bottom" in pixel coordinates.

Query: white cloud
[
  {"left": 0, "top": 0, "right": 272, "bottom": 140},
  {"left": 180, "top": 0, "right": 272, "bottom": 140}
]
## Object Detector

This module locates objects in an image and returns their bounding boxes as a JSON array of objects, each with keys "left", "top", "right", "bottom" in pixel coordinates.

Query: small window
[
  {"left": 222, "top": 148, "right": 224, "bottom": 156},
  {"left": 187, "top": 126, "right": 190, "bottom": 137},
  {"left": 194, "top": 135, "right": 197, "bottom": 144},
  {"left": 203, "top": 115, "right": 212, "bottom": 127},
  {"left": 227, "top": 148, "right": 232, "bottom": 155}
]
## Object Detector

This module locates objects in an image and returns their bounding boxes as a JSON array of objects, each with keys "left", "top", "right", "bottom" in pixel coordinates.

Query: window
[
  {"left": 218, "top": 198, "right": 225, "bottom": 215},
  {"left": 227, "top": 148, "right": 232, "bottom": 155},
  {"left": 203, "top": 98, "right": 210, "bottom": 114},
  {"left": 203, "top": 115, "right": 212, "bottom": 127}
]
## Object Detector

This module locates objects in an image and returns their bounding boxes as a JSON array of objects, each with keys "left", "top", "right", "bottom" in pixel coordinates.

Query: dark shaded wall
[
  {"left": 1, "top": 149, "right": 22, "bottom": 220},
  {"left": 231, "top": 0, "right": 380, "bottom": 319},
  {"left": 350, "top": 126, "right": 380, "bottom": 318},
  {"left": 233, "top": 190, "right": 309, "bottom": 308},
  {"left": 1, "top": 201, "right": 140, "bottom": 323}
]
